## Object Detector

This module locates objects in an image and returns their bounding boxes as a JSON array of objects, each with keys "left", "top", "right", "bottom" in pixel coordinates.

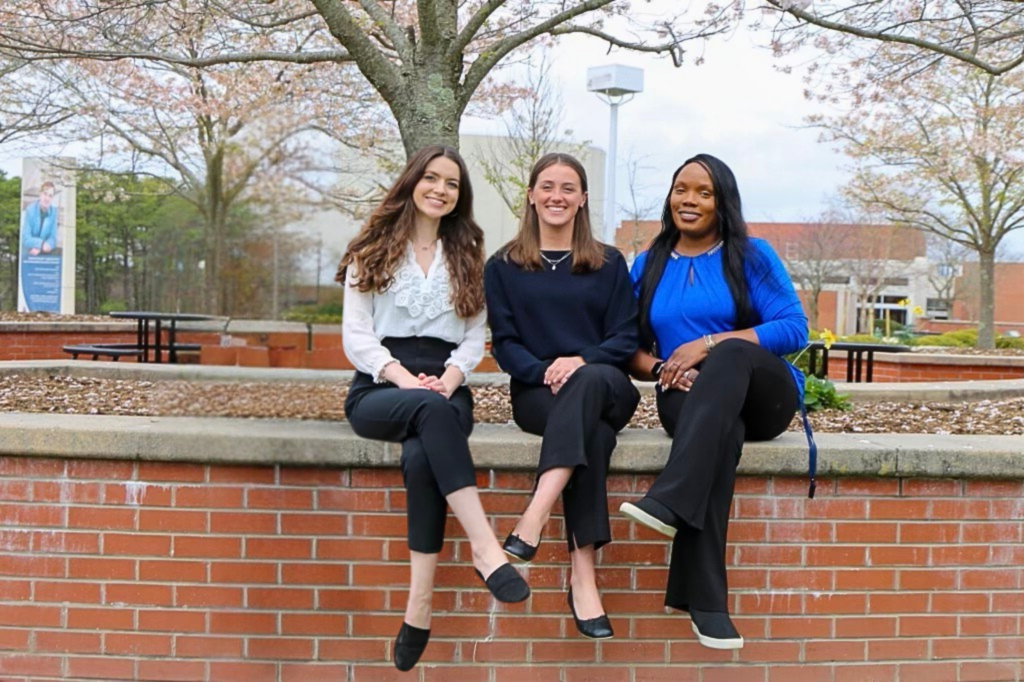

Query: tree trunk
[
  {"left": 393, "top": 79, "right": 461, "bottom": 158},
  {"left": 977, "top": 248, "right": 996, "bottom": 349},
  {"left": 808, "top": 287, "right": 821, "bottom": 330}
]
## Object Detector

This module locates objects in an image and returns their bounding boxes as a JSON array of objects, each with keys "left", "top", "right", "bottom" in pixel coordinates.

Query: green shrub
[
  {"left": 841, "top": 334, "right": 886, "bottom": 344},
  {"left": 804, "top": 375, "right": 851, "bottom": 412},
  {"left": 946, "top": 329, "right": 979, "bottom": 344},
  {"left": 787, "top": 348, "right": 811, "bottom": 374},
  {"left": 997, "top": 336, "right": 1024, "bottom": 349},
  {"left": 99, "top": 299, "right": 127, "bottom": 314},
  {"left": 282, "top": 302, "right": 344, "bottom": 324},
  {"left": 915, "top": 329, "right": 977, "bottom": 347}
]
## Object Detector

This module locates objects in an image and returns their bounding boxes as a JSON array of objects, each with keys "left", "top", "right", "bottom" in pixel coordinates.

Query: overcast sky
[{"left": 463, "top": 25, "right": 851, "bottom": 225}]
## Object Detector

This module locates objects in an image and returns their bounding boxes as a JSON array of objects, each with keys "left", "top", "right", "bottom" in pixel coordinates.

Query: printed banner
[{"left": 18, "top": 157, "right": 76, "bottom": 313}]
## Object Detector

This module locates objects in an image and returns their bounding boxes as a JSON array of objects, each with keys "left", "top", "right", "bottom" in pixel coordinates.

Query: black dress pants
[
  {"left": 511, "top": 364, "right": 640, "bottom": 552},
  {"left": 345, "top": 337, "right": 476, "bottom": 554},
  {"left": 649, "top": 339, "right": 799, "bottom": 613}
]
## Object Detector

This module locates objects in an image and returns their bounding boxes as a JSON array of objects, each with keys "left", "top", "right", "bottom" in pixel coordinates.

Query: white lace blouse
[{"left": 342, "top": 241, "right": 486, "bottom": 383}]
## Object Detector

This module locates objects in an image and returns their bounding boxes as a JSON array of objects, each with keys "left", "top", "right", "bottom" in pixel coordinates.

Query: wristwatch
[{"left": 651, "top": 361, "right": 665, "bottom": 379}]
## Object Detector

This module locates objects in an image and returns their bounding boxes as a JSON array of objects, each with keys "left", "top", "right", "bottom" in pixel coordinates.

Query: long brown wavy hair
[
  {"left": 336, "top": 145, "right": 485, "bottom": 318},
  {"left": 503, "top": 153, "right": 606, "bottom": 272}
]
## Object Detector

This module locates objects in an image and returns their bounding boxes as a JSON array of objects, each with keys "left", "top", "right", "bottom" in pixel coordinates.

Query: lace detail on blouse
[{"left": 389, "top": 254, "right": 454, "bottom": 320}]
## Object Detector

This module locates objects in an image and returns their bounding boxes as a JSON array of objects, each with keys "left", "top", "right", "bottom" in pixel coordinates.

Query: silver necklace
[
  {"left": 671, "top": 240, "right": 724, "bottom": 260},
  {"left": 540, "top": 250, "right": 572, "bottom": 270}
]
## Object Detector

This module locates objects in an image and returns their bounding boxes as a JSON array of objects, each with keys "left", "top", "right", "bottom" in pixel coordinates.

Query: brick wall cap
[
  {"left": 841, "top": 378, "right": 1024, "bottom": 403},
  {"left": 224, "top": 320, "right": 309, "bottom": 334},
  {"left": 0, "top": 321, "right": 135, "bottom": 332},
  {"left": 0, "top": 413, "right": 1020, "bottom": 480},
  {"left": 875, "top": 352, "right": 1024, "bottom": 368}
]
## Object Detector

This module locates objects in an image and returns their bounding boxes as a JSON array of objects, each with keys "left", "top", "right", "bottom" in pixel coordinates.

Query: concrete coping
[
  {"left": 0, "top": 412, "right": 1021, "bottom": 481},
  {"left": 0, "top": 321, "right": 135, "bottom": 333},
  {"left": 872, "top": 351, "right": 1024, "bottom": 367}
]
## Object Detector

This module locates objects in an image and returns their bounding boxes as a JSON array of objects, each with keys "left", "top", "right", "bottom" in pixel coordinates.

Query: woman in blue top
[{"left": 619, "top": 154, "right": 808, "bottom": 650}]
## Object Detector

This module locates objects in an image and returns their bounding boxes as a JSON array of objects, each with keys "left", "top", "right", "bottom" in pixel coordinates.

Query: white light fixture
[{"left": 587, "top": 65, "right": 644, "bottom": 244}]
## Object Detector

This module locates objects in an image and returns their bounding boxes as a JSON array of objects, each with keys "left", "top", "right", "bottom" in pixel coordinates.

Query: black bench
[
  {"left": 807, "top": 341, "right": 912, "bottom": 383},
  {"left": 62, "top": 343, "right": 146, "bottom": 361},
  {"left": 63, "top": 342, "right": 202, "bottom": 362}
]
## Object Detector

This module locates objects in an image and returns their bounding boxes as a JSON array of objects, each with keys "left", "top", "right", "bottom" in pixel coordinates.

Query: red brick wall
[
  {"left": 1, "top": 457, "right": 1021, "bottom": 681},
  {"left": 0, "top": 332, "right": 138, "bottom": 361},
  {"left": 823, "top": 356, "right": 1024, "bottom": 382}
]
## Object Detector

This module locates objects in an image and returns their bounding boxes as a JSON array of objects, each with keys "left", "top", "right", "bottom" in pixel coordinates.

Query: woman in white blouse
[{"left": 338, "top": 145, "right": 530, "bottom": 672}]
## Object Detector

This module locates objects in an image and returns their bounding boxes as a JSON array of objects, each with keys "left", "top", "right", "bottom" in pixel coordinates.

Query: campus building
[
  {"left": 286, "top": 135, "right": 605, "bottom": 302},
  {"left": 614, "top": 220, "right": 1020, "bottom": 336}
]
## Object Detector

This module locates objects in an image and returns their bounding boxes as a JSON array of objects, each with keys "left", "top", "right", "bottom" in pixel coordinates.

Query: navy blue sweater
[{"left": 485, "top": 246, "right": 640, "bottom": 386}]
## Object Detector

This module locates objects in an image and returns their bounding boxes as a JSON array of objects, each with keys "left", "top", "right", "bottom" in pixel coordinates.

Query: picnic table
[
  {"left": 64, "top": 311, "right": 225, "bottom": 363},
  {"left": 806, "top": 340, "right": 912, "bottom": 383}
]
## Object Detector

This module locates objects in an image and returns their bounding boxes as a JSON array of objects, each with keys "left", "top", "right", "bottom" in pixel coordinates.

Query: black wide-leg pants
[
  {"left": 510, "top": 364, "right": 640, "bottom": 553},
  {"left": 649, "top": 339, "right": 799, "bottom": 613},
  {"left": 345, "top": 337, "right": 476, "bottom": 554}
]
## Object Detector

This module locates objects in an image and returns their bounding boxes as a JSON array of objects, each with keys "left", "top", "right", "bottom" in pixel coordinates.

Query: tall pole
[{"left": 603, "top": 101, "right": 619, "bottom": 245}]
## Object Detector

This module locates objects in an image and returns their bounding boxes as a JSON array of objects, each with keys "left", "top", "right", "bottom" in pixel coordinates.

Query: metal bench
[
  {"left": 62, "top": 343, "right": 146, "bottom": 361},
  {"left": 807, "top": 341, "right": 912, "bottom": 383},
  {"left": 63, "top": 342, "right": 202, "bottom": 362}
]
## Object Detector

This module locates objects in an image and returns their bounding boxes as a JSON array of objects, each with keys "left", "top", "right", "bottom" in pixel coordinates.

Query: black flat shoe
[
  {"left": 690, "top": 608, "right": 744, "bottom": 650},
  {"left": 502, "top": 531, "right": 541, "bottom": 563},
  {"left": 475, "top": 563, "right": 531, "bottom": 603},
  {"left": 619, "top": 496, "right": 681, "bottom": 539},
  {"left": 393, "top": 621, "right": 430, "bottom": 671},
  {"left": 567, "top": 587, "right": 614, "bottom": 640}
]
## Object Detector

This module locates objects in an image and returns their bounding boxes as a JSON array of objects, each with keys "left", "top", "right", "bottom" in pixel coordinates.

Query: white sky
[{"left": 462, "top": 25, "right": 852, "bottom": 225}]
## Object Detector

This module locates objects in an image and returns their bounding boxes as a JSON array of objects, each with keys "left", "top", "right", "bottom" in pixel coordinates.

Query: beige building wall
[{"left": 287, "top": 135, "right": 606, "bottom": 289}]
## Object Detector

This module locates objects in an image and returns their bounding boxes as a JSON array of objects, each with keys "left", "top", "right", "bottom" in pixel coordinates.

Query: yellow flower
[
  {"left": 820, "top": 328, "right": 837, "bottom": 350},
  {"left": 898, "top": 298, "right": 911, "bottom": 307},
  {"left": 912, "top": 305, "right": 924, "bottom": 315}
]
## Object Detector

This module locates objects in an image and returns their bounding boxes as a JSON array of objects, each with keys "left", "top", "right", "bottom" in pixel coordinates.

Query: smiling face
[
  {"left": 528, "top": 163, "right": 587, "bottom": 232},
  {"left": 39, "top": 185, "right": 55, "bottom": 212},
  {"left": 412, "top": 156, "right": 460, "bottom": 221},
  {"left": 669, "top": 162, "right": 718, "bottom": 245}
]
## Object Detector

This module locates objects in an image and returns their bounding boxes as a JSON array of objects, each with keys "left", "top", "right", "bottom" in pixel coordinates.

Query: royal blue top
[
  {"left": 629, "top": 237, "right": 808, "bottom": 395},
  {"left": 486, "top": 245, "right": 639, "bottom": 386}
]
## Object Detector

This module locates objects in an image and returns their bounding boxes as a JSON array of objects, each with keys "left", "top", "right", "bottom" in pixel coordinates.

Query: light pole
[{"left": 586, "top": 65, "right": 644, "bottom": 245}]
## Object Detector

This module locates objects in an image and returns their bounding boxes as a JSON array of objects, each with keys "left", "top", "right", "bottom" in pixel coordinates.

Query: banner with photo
[{"left": 17, "top": 157, "right": 77, "bottom": 313}]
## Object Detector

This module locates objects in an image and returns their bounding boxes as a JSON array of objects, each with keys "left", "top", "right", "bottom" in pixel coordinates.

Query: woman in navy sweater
[
  {"left": 620, "top": 154, "right": 808, "bottom": 650},
  {"left": 485, "top": 153, "right": 640, "bottom": 639}
]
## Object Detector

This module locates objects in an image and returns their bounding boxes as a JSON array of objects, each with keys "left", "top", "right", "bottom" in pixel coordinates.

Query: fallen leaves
[{"left": 0, "top": 375, "right": 1020, "bottom": 436}]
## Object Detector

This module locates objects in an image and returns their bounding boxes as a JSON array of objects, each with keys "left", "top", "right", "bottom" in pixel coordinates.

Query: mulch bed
[{"left": 1, "top": 375, "right": 1021, "bottom": 435}]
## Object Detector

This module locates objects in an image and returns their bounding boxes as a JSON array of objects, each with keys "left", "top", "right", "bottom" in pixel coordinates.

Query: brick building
[{"left": 616, "top": 221, "right": 933, "bottom": 335}]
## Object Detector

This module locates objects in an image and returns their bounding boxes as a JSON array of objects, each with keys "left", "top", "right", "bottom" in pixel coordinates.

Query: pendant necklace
[{"left": 540, "top": 251, "right": 572, "bottom": 271}]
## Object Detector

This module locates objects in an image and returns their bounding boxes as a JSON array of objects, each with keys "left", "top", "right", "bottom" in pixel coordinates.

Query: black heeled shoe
[
  {"left": 474, "top": 563, "right": 531, "bottom": 603},
  {"left": 567, "top": 587, "right": 614, "bottom": 640},
  {"left": 393, "top": 621, "right": 430, "bottom": 671},
  {"left": 502, "top": 531, "right": 542, "bottom": 563}
]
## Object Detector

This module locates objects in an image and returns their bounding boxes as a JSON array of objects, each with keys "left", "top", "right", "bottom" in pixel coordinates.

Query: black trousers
[
  {"left": 511, "top": 364, "right": 640, "bottom": 553},
  {"left": 345, "top": 337, "right": 476, "bottom": 554},
  {"left": 649, "top": 339, "right": 799, "bottom": 613}
]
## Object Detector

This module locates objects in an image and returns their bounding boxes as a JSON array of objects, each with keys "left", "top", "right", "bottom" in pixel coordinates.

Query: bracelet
[
  {"left": 703, "top": 334, "right": 717, "bottom": 353},
  {"left": 651, "top": 361, "right": 665, "bottom": 379}
]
